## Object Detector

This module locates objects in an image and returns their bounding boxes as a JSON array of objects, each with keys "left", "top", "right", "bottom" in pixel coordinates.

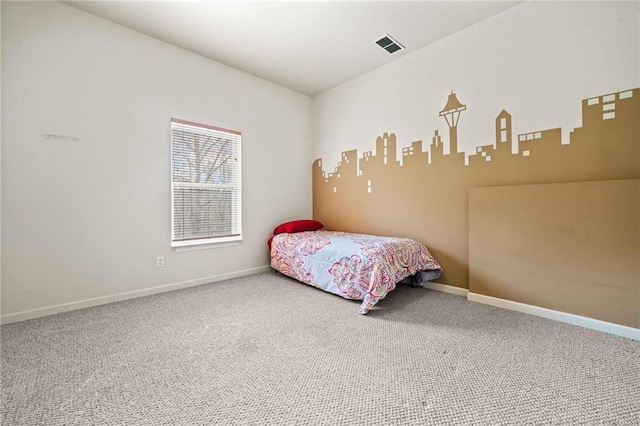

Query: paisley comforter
[{"left": 270, "top": 230, "right": 442, "bottom": 314}]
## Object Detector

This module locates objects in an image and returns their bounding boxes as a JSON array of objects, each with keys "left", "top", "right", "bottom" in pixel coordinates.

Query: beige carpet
[{"left": 2, "top": 271, "right": 639, "bottom": 425}]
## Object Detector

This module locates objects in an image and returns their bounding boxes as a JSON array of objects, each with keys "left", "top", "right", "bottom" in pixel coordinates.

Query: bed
[{"left": 269, "top": 220, "right": 443, "bottom": 314}]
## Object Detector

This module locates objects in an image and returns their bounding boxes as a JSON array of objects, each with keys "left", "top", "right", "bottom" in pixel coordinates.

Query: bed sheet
[{"left": 270, "top": 230, "right": 442, "bottom": 313}]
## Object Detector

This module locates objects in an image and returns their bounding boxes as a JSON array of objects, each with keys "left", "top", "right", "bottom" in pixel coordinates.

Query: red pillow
[{"left": 273, "top": 219, "right": 324, "bottom": 235}]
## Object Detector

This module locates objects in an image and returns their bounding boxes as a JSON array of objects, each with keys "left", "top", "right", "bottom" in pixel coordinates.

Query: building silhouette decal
[{"left": 315, "top": 88, "right": 639, "bottom": 195}]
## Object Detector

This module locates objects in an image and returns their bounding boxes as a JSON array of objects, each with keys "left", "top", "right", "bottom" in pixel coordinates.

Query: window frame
[{"left": 170, "top": 118, "right": 242, "bottom": 248}]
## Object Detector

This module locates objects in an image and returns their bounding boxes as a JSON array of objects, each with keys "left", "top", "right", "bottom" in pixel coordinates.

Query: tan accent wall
[
  {"left": 314, "top": 89, "right": 639, "bottom": 291},
  {"left": 469, "top": 180, "right": 639, "bottom": 328}
]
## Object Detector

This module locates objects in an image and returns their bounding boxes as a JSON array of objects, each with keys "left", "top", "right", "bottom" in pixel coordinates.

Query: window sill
[{"left": 172, "top": 237, "right": 242, "bottom": 252}]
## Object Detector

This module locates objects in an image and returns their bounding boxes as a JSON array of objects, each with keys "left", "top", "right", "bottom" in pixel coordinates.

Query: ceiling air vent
[{"left": 374, "top": 34, "right": 404, "bottom": 54}]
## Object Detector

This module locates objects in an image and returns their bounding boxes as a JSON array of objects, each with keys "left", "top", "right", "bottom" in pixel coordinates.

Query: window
[
  {"left": 170, "top": 118, "right": 242, "bottom": 247},
  {"left": 619, "top": 90, "right": 633, "bottom": 99}
]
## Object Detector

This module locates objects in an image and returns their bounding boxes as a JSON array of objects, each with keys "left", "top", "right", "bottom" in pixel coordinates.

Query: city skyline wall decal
[{"left": 312, "top": 88, "right": 640, "bottom": 288}]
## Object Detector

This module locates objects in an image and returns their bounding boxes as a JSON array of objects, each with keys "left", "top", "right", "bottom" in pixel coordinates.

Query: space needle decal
[{"left": 439, "top": 91, "right": 467, "bottom": 155}]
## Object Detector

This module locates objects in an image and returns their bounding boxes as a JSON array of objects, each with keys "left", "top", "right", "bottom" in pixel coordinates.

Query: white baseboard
[
  {"left": 1, "top": 266, "right": 271, "bottom": 325},
  {"left": 422, "top": 281, "right": 469, "bottom": 297},
  {"left": 468, "top": 292, "right": 640, "bottom": 341}
]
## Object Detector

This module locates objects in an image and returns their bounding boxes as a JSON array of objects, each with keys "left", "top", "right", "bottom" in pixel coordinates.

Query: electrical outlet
[{"left": 156, "top": 256, "right": 164, "bottom": 267}]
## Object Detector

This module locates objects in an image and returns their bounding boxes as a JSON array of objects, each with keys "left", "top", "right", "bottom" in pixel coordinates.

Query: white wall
[
  {"left": 0, "top": 2, "right": 3, "bottom": 320},
  {"left": 1, "top": 1, "right": 312, "bottom": 321},
  {"left": 312, "top": 1, "right": 639, "bottom": 168}
]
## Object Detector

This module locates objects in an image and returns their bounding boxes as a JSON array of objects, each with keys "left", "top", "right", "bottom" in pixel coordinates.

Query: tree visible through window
[{"left": 170, "top": 118, "right": 242, "bottom": 247}]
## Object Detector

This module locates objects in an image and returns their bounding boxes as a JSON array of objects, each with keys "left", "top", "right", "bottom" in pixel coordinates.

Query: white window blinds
[{"left": 171, "top": 118, "right": 242, "bottom": 247}]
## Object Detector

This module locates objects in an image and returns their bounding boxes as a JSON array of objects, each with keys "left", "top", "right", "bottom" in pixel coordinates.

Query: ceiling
[{"left": 65, "top": 1, "right": 523, "bottom": 96}]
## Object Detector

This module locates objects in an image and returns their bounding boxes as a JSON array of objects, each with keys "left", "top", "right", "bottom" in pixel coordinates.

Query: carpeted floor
[{"left": 1, "top": 271, "right": 639, "bottom": 425}]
